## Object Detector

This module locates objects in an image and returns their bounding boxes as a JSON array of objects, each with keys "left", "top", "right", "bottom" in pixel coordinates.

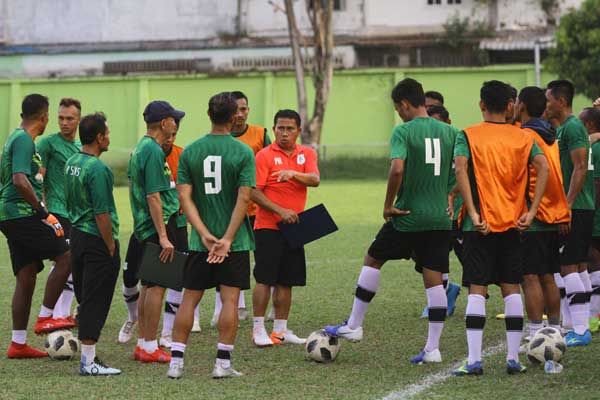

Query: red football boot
[
  {"left": 7, "top": 342, "right": 48, "bottom": 359},
  {"left": 34, "top": 317, "right": 74, "bottom": 334},
  {"left": 134, "top": 346, "right": 142, "bottom": 361},
  {"left": 139, "top": 348, "right": 171, "bottom": 363}
]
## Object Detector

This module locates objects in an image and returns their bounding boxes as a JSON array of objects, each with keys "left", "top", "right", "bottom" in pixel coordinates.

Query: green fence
[{"left": 0, "top": 64, "right": 591, "bottom": 169}]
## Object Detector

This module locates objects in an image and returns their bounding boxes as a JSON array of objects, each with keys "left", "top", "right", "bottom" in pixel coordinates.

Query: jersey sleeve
[
  {"left": 263, "top": 128, "right": 272, "bottom": 146},
  {"left": 255, "top": 149, "right": 270, "bottom": 190},
  {"left": 303, "top": 147, "right": 320, "bottom": 175},
  {"left": 529, "top": 141, "right": 544, "bottom": 162},
  {"left": 592, "top": 144, "right": 600, "bottom": 179},
  {"left": 176, "top": 150, "right": 192, "bottom": 185},
  {"left": 389, "top": 126, "right": 407, "bottom": 160},
  {"left": 89, "top": 164, "right": 113, "bottom": 214},
  {"left": 36, "top": 137, "right": 51, "bottom": 168},
  {"left": 453, "top": 131, "right": 471, "bottom": 159},
  {"left": 144, "top": 148, "right": 169, "bottom": 195},
  {"left": 566, "top": 122, "right": 590, "bottom": 152},
  {"left": 238, "top": 148, "right": 256, "bottom": 188},
  {"left": 12, "top": 135, "right": 34, "bottom": 175}
]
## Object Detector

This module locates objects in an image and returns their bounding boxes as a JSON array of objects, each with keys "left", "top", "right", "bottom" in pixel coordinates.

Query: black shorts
[
  {"left": 175, "top": 226, "right": 189, "bottom": 252},
  {"left": 451, "top": 220, "right": 464, "bottom": 264},
  {"left": 559, "top": 209, "right": 594, "bottom": 266},
  {"left": 183, "top": 251, "right": 250, "bottom": 291},
  {"left": 0, "top": 215, "right": 70, "bottom": 275},
  {"left": 462, "top": 229, "right": 522, "bottom": 286},
  {"left": 254, "top": 229, "right": 306, "bottom": 287},
  {"left": 123, "top": 233, "right": 143, "bottom": 288},
  {"left": 367, "top": 222, "right": 450, "bottom": 273},
  {"left": 55, "top": 214, "right": 72, "bottom": 240},
  {"left": 140, "top": 214, "right": 179, "bottom": 287},
  {"left": 591, "top": 236, "right": 600, "bottom": 253},
  {"left": 521, "top": 231, "right": 560, "bottom": 275}
]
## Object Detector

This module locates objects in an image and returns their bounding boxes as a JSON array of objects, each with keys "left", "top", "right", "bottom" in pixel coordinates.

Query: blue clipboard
[{"left": 277, "top": 203, "right": 338, "bottom": 249}]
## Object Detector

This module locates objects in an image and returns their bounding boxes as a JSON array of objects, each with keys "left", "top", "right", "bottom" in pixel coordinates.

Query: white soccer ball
[
  {"left": 305, "top": 330, "right": 341, "bottom": 363},
  {"left": 527, "top": 327, "right": 566, "bottom": 364},
  {"left": 44, "top": 330, "right": 80, "bottom": 360}
]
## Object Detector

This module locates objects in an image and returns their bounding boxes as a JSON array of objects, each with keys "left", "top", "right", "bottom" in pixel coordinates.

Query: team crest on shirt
[
  {"left": 274, "top": 157, "right": 283, "bottom": 165},
  {"left": 297, "top": 154, "right": 305, "bottom": 165}
]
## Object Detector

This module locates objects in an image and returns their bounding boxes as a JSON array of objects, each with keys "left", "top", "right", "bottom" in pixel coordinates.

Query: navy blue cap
[{"left": 143, "top": 100, "right": 185, "bottom": 123}]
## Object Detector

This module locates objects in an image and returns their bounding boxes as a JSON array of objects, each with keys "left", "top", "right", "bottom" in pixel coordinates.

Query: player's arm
[
  {"left": 209, "top": 186, "right": 252, "bottom": 263},
  {"left": 251, "top": 188, "right": 298, "bottom": 224},
  {"left": 95, "top": 213, "right": 115, "bottom": 257},
  {"left": 11, "top": 136, "right": 44, "bottom": 212},
  {"left": 566, "top": 147, "right": 588, "bottom": 208},
  {"left": 517, "top": 153, "right": 549, "bottom": 231},
  {"left": 272, "top": 170, "right": 320, "bottom": 187},
  {"left": 177, "top": 183, "right": 218, "bottom": 249},
  {"left": 146, "top": 192, "right": 174, "bottom": 263},
  {"left": 382, "top": 158, "right": 409, "bottom": 220},
  {"left": 12, "top": 173, "right": 41, "bottom": 209},
  {"left": 455, "top": 156, "right": 488, "bottom": 234}
]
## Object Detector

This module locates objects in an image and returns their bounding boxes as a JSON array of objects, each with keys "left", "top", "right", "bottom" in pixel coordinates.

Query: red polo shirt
[{"left": 254, "top": 142, "right": 319, "bottom": 230}]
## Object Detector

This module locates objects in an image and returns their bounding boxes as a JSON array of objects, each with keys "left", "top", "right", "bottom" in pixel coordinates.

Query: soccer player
[
  {"left": 425, "top": 91, "right": 444, "bottom": 108},
  {"left": 579, "top": 107, "right": 600, "bottom": 332},
  {"left": 211, "top": 90, "right": 271, "bottom": 326},
  {"left": 0, "top": 94, "right": 75, "bottom": 358},
  {"left": 65, "top": 113, "right": 121, "bottom": 375},
  {"left": 37, "top": 98, "right": 82, "bottom": 322},
  {"left": 514, "top": 87, "right": 570, "bottom": 344},
  {"left": 427, "top": 105, "right": 451, "bottom": 125},
  {"left": 546, "top": 80, "right": 595, "bottom": 346},
  {"left": 452, "top": 81, "right": 549, "bottom": 376},
  {"left": 251, "top": 109, "right": 320, "bottom": 347},
  {"left": 129, "top": 100, "right": 184, "bottom": 363},
  {"left": 326, "top": 78, "right": 459, "bottom": 365},
  {"left": 167, "top": 92, "right": 255, "bottom": 379}
]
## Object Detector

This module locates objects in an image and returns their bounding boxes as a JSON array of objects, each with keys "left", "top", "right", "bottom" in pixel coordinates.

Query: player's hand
[
  {"left": 42, "top": 213, "right": 65, "bottom": 237},
  {"left": 471, "top": 212, "right": 490, "bottom": 235},
  {"left": 208, "top": 238, "right": 231, "bottom": 264},
  {"left": 447, "top": 193, "right": 456, "bottom": 220},
  {"left": 201, "top": 233, "right": 219, "bottom": 252},
  {"left": 593, "top": 97, "right": 600, "bottom": 108},
  {"left": 383, "top": 207, "right": 410, "bottom": 222},
  {"left": 279, "top": 208, "right": 299, "bottom": 224},
  {"left": 272, "top": 170, "right": 296, "bottom": 182},
  {"left": 108, "top": 242, "right": 116, "bottom": 257},
  {"left": 559, "top": 222, "right": 571, "bottom": 236},
  {"left": 158, "top": 236, "right": 175, "bottom": 263},
  {"left": 516, "top": 211, "right": 535, "bottom": 231}
]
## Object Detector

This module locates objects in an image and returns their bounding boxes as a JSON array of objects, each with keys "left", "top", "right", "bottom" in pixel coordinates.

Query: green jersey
[
  {"left": 37, "top": 133, "right": 81, "bottom": 218},
  {"left": 177, "top": 134, "right": 255, "bottom": 252},
  {"left": 592, "top": 142, "right": 600, "bottom": 237},
  {"left": 65, "top": 152, "right": 119, "bottom": 239},
  {"left": 390, "top": 117, "right": 459, "bottom": 232},
  {"left": 558, "top": 115, "right": 595, "bottom": 210},
  {"left": 128, "top": 136, "right": 179, "bottom": 241},
  {"left": 0, "top": 129, "right": 43, "bottom": 221}
]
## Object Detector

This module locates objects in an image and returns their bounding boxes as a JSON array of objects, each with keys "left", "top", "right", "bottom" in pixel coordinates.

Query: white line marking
[{"left": 379, "top": 342, "right": 506, "bottom": 400}]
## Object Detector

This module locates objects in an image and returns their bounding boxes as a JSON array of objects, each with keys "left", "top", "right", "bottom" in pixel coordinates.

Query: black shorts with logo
[
  {"left": 367, "top": 221, "right": 450, "bottom": 274},
  {"left": 559, "top": 209, "right": 594, "bottom": 266},
  {"left": 0, "top": 215, "right": 70, "bottom": 275},
  {"left": 183, "top": 251, "right": 250, "bottom": 291},
  {"left": 521, "top": 231, "right": 560, "bottom": 275},
  {"left": 254, "top": 229, "right": 306, "bottom": 287},
  {"left": 462, "top": 229, "right": 522, "bottom": 286}
]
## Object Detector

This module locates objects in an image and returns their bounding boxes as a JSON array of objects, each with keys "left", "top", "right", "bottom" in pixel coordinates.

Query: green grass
[{"left": 0, "top": 180, "right": 598, "bottom": 399}]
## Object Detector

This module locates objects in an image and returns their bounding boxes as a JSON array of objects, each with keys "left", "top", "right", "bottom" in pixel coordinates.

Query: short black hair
[
  {"left": 508, "top": 85, "right": 518, "bottom": 101},
  {"left": 581, "top": 107, "right": 600, "bottom": 132},
  {"left": 425, "top": 91, "right": 444, "bottom": 105},
  {"left": 208, "top": 92, "right": 238, "bottom": 125},
  {"left": 547, "top": 80, "right": 575, "bottom": 107},
  {"left": 391, "top": 78, "right": 426, "bottom": 107},
  {"left": 480, "top": 80, "right": 512, "bottom": 114},
  {"left": 231, "top": 91, "right": 248, "bottom": 104},
  {"left": 518, "top": 86, "right": 547, "bottom": 118},
  {"left": 427, "top": 105, "right": 450, "bottom": 121},
  {"left": 79, "top": 113, "right": 107, "bottom": 145},
  {"left": 273, "top": 109, "right": 301, "bottom": 128},
  {"left": 21, "top": 94, "right": 49, "bottom": 120}
]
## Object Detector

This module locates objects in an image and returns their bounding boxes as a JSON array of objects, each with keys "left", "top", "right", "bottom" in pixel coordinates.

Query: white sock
[
  {"left": 143, "top": 339, "right": 158, "bottom": 353},
  {"left": 39, "top": 305, "right": 53, "bottom": 318},
  {"left": 194, "top": 304, "right": 200, "bottom": 322},
  {"left": 273, "top": 319, "right": 287, "bottom": 333},
  {"left": 347, "top": 266, "right": 380, "bottom": 330},
  {"left": 442, "top": 273, "right": 449, "bottom": 290},
  {"left": 214, "top": 289, "right": 222, "bottom": 316},
  {"left": 555, "top": 273, "right": 572, "bottom": 329},
  {"left": 52, "top": 292, "right": 65, "bottom": 319},
  {"left": 12, "top": 330, "right": 26, "bottom": 345},
  {"left": 81, "top": 344, "right": 96, "bottom": 366},
  {"left": 57, "top": 274, "right": 75, "bottom": 318},
  {"left": 253, "top": 316, "right": 265, "bottom": 332},
  {"left": 424, "top": 285, "right": 447, "bottom": 352},
  {"left": 238, "top": 291, "right": 246, "bottom": 309},
  {"left": 528, "top": 320, "right": 543, "bottom": 338},
  {"left": 590, "top": 271, "right": 600, "bottom": 316},
  {"left": 162, "top": 289, "right": 182, "bottom": 337},
  {"left": 504, "top": 294, "right": 524, "bottom": 362},
  {"left": 216, "top": 343, "right": 233, "bottom": 369},
  {"left": 136, "top": 338, "right": 144, "bottom": 347},
  {"left": 564, "top": 272, "right": 588, "bottom": 334},
  {"left": 170, "top": 342, "right": 186, "bottom": 364},
  {"left": 466, "top": 294, "right": 486, "bottom": 364},
  {"left": 123, "top": 284, "right": 139, "bottom": 322},
  {"left": 579, "top": 270, "right": 593, "bottom": 318}
]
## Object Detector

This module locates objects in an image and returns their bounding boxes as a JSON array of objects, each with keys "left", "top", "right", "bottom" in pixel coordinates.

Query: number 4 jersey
[
  {"left": 177, "top": 133, "right": 256, "bottom": 252},
  {"left": 390, "top": 117, "right": 459, "bottom": 232}
]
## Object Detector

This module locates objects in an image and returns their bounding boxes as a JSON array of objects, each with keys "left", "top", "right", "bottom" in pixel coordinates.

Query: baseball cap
[{"left": 143, "top": 100, "right": 185, "bottom": 123}]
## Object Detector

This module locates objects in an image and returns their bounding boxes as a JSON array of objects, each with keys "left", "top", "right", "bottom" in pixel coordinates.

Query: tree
[
  {"left": 545, "top": 0, "right": 600, "bottom": 100},
  {"left": 281, "top": 0, "right": 334, "bottom": 147}
]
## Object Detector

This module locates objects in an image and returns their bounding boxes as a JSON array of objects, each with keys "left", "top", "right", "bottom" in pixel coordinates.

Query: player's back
[{"left": 392, "top": 117, "right": 458, "bottom": 232}]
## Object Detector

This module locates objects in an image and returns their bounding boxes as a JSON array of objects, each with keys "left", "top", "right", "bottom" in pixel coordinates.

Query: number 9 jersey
[
  {"left": 177, "top": 133, "right": 256, "bottom": 252},
  {"left": 390, "top": 117, "right": 459, "bottom": 232}
]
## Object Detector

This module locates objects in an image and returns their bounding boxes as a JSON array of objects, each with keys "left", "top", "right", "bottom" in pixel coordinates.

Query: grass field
[{"left": 0, "top": 180, "right": 597, "bottom": 400}]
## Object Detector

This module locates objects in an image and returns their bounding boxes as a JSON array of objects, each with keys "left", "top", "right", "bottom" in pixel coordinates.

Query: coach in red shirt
[{"left": 250, "top": 109, "right": 320, "bottom": 348}]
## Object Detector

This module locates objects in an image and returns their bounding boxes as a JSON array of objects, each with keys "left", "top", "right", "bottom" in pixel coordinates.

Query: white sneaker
[
  {"left": 266, "top": 307, "right": 275, "bottom": 321},
  {"left": 519, "top": 343, "right": 529, "bottom": 354},
  {"left": 80, "top": 358, "right": 121, "bottom": 376},
  {"left": 159, "top": 335, "right": 172, "bottom": 349},
  {"left": 410, "top": 349, "right": 442, "bottom": 364},
  {"left": 282, "top": 330, "right": 306, "bottom": 345},
  {"left": 191, "top": 318, "right": 201, "bottom": 333},
  {"left": 238, "top": 308, "right": 249, "bottom": 321},
  {"left": 212, "top": 364, "right": 243, "bottom": 379},
  {"left": 253, "top": 328, "right": 274, "bottom": 347},
  {"left": 167, "top": 362, "right": 184, "bottom": 379},
  {"left": 118, "top": 320, "right": 137, "bottom": 344},
  {"left": 210, "top": 313, "right": 219, "bottom": 328},
  {"left": 325, "top": 322, "right": 363, "bottom": 342}
]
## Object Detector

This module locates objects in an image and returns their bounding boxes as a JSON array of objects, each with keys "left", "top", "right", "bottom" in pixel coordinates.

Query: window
[
  {"left": 309, "top": 0, "right": 344, "bottom": 11},
  {"left": 427, "top": 0, "right": 441, "bottom": 4},
  {"left": 448, "top": 0, "right": 462, "bottom": 4}
]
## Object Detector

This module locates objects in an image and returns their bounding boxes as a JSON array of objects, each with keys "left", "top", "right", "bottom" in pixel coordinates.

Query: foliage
[
  {"left": 545, "top": 0, "right": 600, "bottom": 100},
  {"left": 442, "top": 14, "right": 493, "bottom": 48}
]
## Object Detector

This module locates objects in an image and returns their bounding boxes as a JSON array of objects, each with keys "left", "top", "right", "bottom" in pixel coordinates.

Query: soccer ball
[
  {"left": 526, "top": 327, "right": 566, "bottom": 364},
  {"left": 305, "top": 330, "right": 341, "bottom": 363},
  {"left": 44, "top": 330, "right": 80, "bottom": 360}
]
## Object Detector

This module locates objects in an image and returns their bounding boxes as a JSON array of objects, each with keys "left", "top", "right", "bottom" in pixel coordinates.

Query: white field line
[{"left": 379, "top": 342, "right": 507, "bottom": 400}]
